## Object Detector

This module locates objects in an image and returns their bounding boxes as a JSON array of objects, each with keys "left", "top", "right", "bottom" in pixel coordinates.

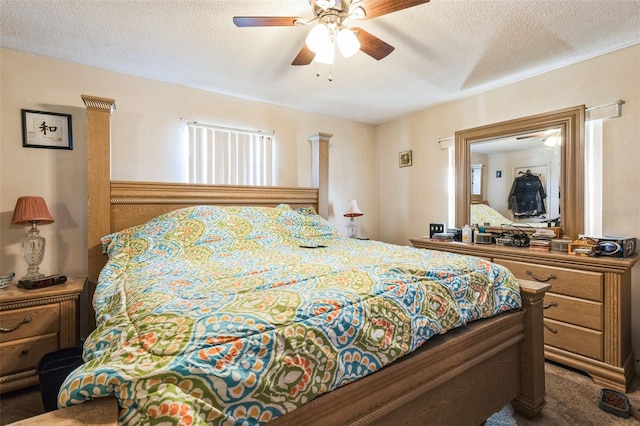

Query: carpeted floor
[
  {"left": 485, "top": 361, "right": 640, "bottom": 426},
  {"left": 1, "top": 362, "right": 638, "bottom": 425}
]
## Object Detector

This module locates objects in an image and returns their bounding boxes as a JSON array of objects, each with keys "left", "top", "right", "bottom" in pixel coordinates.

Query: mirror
[{"left": 455, "top": 106, "right": 585, "bottom": 239}]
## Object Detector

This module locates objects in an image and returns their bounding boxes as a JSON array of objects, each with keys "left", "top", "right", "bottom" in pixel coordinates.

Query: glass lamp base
[
  {"left": 347, "top": 219, "right": 358, "bottom": 239},
  {"left": 21, "top": 227, "right": 46, "bottom": 280},
  {"left": 21, "top": 269, "right": 45, "bottom": 281}
]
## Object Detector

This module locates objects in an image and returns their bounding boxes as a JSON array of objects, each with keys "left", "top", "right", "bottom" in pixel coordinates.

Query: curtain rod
[
  {"left": 437, "top": 136, "right": 454, "bottom": 149},
  {"left": 186, "top": 121, "right": 275, "bottom": 137},
  {"left": 586, "top": 99, "right": 624, "bottom": 111},
  {"left": 436, "top": 100, "right": 625, "bottom": 144}
]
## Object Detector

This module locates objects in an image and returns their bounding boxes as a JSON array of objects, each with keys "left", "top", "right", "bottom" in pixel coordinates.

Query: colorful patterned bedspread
[{"left": 59, "top": 204, "right": 521, "bottom": 425}]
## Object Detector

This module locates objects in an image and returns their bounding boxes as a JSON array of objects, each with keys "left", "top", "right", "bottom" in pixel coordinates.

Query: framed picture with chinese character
[{"left": 21, "top": 109, "right": 73, "bottom": 150}]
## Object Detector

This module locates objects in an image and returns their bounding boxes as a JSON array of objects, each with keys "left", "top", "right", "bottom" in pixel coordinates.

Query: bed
[
  {"left": 470, "top": 203, "right": 550, "bottom": 228},
  {"left": 61, "top": 95, "right": 549, "bottom": 425}
]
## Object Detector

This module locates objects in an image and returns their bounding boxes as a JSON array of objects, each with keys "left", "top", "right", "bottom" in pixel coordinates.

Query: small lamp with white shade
[{"left": 343, "top": 200, "right": 363, "bottom": 238}]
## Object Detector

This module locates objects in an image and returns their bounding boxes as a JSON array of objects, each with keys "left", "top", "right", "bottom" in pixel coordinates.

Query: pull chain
[{"left": 315, "top": 64, "right": 334, "bottom": 81}]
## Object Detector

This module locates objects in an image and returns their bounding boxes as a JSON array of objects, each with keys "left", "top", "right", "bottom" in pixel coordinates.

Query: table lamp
[
  {"left": 11, "top": 196, "right": 55, "bottom": 280},
  {"left": 344, "top": 200, "right": 363, "bottom": 238}
]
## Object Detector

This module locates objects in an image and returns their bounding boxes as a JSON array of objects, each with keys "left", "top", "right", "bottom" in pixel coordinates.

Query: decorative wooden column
[
  {"left": 82, "top": 95, "right": 116, "bottom": 332},
  {"left": 309, "top": 132, "right": 331, "bottom": 219},
  {"left": 512, "top": 280, "right": 550, "bottom": 417}
]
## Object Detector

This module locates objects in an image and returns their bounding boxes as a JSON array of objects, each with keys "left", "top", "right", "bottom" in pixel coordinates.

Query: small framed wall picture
[
  {"left": 399, "top": 150, "right": 412, "bottom": 168},
  {"left": 21, "top": 109, "right": 73, "bottom": 150}
]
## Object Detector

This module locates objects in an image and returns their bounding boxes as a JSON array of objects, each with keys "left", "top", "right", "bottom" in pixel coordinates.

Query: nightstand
[{"left": 0, "top": 277, "right": 86, "bottom": 394}]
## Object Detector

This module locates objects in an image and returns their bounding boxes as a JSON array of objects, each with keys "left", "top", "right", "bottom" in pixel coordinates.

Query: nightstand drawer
[
  {"left": 544, "top": 293, "right": 603, "bottom": 330},
  {"left": 494, "top": 259, "right": 603, "bottom": 301},
  {"left": 544, "top": 318, "right": 602, "bottom": 361},
  {"left": 0, "top": 334, "right": 59, "bottom": 374},
  {"left": 0, "top": 304, "right": 60, "bottom": 342}
]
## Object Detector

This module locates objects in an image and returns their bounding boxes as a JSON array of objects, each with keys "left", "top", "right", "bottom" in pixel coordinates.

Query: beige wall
[
  {"left": 377, "top": 43, "right": 640, "bottom": 367},
  {"left": 2, "top": 43, "right": 639, "bottom": 368},
  {"left": 0, "top": 49, "right": 378, "bottom": 281}
]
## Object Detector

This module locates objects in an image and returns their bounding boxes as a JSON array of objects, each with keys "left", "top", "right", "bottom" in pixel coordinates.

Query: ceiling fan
[{"left": 233, "top": 0, "right": 429, "bottom": 66}]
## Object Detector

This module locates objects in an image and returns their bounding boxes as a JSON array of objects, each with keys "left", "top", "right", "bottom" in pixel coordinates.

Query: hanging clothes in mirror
[{"left": 508, "top": 170, "right": 547, "bottom": 218}]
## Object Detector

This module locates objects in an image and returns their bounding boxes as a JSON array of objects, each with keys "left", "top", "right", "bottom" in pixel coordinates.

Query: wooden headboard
[{"left": 83, "top": 95, "right": 330, "bottom": 330}]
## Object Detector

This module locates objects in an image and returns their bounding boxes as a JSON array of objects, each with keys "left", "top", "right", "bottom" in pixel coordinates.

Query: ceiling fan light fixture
[
  {"left": 314, "top": 40, "right": 335, "bottom": 64},
  {"left": 337, "top": 27, "right": 360, "bottom": 57},
  {"left": 314, "top": 0, "right": 336, "bottom": 10},
  {"left": 306, "top": 23, "right": 331, "bottom": 53}
]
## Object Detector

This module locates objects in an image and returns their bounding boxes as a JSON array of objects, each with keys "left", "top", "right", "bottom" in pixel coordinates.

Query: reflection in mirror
[
  {"left": 455, "top": 106, "right": 585, "bottom": 239},
  {"left": 470, "top": 129, "right": 562, "bottom": 228}
]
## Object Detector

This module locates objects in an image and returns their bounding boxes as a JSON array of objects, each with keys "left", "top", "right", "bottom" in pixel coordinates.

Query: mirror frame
[{"left": 455, "top": 105, "right": 586, "bottom": 239}]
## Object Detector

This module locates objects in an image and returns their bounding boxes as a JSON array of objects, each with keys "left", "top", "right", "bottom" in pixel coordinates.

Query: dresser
[
  {"left": 410, "top": 238, "right": 638, "bottom": 393},
  {"left": 0, "top": 277, "right": 86, "bottom": 393}
]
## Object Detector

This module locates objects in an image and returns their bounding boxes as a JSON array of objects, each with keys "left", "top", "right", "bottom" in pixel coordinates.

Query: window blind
[{"left": 186, "top": 123, "right": 275, "bottom": 186}]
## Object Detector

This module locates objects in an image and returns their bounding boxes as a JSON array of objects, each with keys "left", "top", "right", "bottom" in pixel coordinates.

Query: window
[{"left": 186, "top": 123, "right": 275, "bottom": 185}]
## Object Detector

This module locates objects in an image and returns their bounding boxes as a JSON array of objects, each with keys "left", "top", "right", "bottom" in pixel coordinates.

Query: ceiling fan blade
[
  {"left": 233, "top": 16, "right": 301, "bottom": 27},
  {"left": 355, "top": 0, "right": 429, "bottom": 20},
  {"left": 353, "top": 27, "right": 394, "bottom": 60},
  {"left": 292, "top": 44, "right": 315, "bottom": 66}
]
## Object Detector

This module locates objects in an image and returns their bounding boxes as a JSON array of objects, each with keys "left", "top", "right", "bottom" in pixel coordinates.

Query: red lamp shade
[
  {"left": 11, "top": 196, "right": 55, "bottom": 225},
  {"left": 343, "top": 200, "right": 363, "bottom": 218}
]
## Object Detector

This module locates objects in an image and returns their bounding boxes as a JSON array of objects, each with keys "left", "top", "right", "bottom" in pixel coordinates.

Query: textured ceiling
[{"left": 2, "top": 0, "right": 639, "bottom": 125}]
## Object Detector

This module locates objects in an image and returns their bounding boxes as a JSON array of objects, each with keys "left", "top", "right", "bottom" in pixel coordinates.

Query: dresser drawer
[
  {"left": 0, "top": 304, "right": 60, "bottom": 342},
  {"left": 544, "top": 293, "right": 603, "bottom": 330},
  {"left": 0, "top": 334, "right": 59, "bottom": 374},
  {"left": 544, "top": 318, "right": 602, "bottom": 361},
  {"left": 494, "top": 259, "right": 603, "bottom": 301}
]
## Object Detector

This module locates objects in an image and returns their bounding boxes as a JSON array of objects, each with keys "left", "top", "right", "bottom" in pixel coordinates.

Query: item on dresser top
[
  {"left": 578, "top": 235, "right": 637, "bottom": 258},
  {"left": 462, "top": 224, "right": 472, "bottom": 243},
  {"left": 0, "top": 272, "right": 15, "bottom": 289},
  {"left": 530, "top": 229, "right": 555, "bottom": 252},
  {"left": 568, "top": 238, "right": 597, "bottom": 256},
  {"left": 432, "top": 232, "right": 454, "bottom": 242},
  {"left": 429, "top": 223, "right": 445, "bottom": 238},
  {"left": 532, "top": 229, "right": 557, "bottom": 239},
  {"left": 495, "top": 226, "right": 530, "bottom": 247},
  {"left": 475, "top": 233, "right": 493, "bottom": 244},
  {"left": 550, "top": 238, "right": 571, "bottom": 252},
  {"left": 529, "top": 239, "right": 551, "bottom": 252},
  {"left": 448, "top": 228, "right": 462, "bottom": 242},
  {"left": 18, "top": 274, "right": 67, "bottom": 289}
]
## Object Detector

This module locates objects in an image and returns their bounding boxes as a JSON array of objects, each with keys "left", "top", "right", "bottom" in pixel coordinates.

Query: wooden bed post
[
  {"left": 82, "top": 95, "right": 116, "bottom": 332},
  {"left": 309, "top": 132, "right": 331, "bottom": 218},
  {"left": 513, "top": 280, "right": 550, "bottom": 417}
]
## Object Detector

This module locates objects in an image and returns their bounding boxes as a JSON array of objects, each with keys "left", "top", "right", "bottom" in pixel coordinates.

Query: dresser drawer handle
[
  {"left": 526, "top": 270, "right": 558, "bottom": 283},
  {"left": 543, "top": 322, "right": 558, "bottom": 334},
  {"left": 21, "top": 349, "right": 29, "bottom": 356},
  {"left": 543, "top": 301, "right": 558, "bottom": 310},
  {"left": 0, "top": 317, "right": 32, "bottom": 333}
]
